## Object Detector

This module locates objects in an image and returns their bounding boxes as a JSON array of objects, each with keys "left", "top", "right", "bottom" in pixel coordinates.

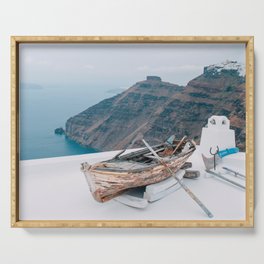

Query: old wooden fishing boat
[{"left": 81, "top": 136, "right": 196, "bottom": 203}]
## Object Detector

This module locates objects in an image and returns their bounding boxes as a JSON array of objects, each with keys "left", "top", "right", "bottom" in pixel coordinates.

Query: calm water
[{"left": 20, "top": 84, "right": 114, "bottom": 160}]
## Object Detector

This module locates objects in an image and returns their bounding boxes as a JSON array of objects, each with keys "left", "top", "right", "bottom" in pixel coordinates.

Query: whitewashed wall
[{"left": 0, "top": 1, "right": 263, "bottom": 263}]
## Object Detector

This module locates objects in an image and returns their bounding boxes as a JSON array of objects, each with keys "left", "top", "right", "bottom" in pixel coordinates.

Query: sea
[{"left": 20, "top": 84, "right": 116, "bottom": 160}]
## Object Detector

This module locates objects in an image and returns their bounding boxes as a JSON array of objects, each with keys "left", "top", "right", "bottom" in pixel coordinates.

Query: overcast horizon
[{"left": 20, "top": 43, "right": 245, "bottom": 88}]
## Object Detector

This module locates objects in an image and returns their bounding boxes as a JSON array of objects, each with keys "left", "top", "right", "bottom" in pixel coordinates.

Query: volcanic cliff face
[
  {"left": 66, "top": 61, "right": 246, "bottom": 151},
  {"left": 144, "top": 61, "right": 246, "bottom": 150},
  {"left": 65, "top": 76, "right": 184, "bottom": 150}
]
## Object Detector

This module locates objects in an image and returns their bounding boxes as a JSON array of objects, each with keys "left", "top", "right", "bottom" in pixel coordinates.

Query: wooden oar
[
  {"left": 142, "top": 139, "right": 214, "bottom": 218},
  {"left": 113, "top": 133, "right": 144, "bottom": 159},
  {"left": 171, "top": 135, "right": 187, "bottom": 156}
]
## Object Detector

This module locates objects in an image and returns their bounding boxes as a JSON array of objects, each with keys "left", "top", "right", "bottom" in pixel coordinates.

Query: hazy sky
[{"left": 20, "top": 43, "right": 245, "bottom": 88}]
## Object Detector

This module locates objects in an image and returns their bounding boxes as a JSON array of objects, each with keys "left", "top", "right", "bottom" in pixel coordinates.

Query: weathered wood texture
[{"left": 82, "top": 146, "right": 195, "bottom": 202}]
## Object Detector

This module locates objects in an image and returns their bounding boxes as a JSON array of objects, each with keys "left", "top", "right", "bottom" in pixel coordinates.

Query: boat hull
[{"left": 81, "top": 150, "right": 194, "bottom": 202}]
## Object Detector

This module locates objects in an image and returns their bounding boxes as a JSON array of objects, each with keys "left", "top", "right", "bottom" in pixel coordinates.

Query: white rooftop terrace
[{"left": 19, "top": 146, "right": 245, "bottom": 221}]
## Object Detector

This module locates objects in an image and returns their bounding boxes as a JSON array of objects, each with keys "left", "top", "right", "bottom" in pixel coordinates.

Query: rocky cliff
[{"left": 66, "top": 61, "right": 246, "bottom": 151}]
